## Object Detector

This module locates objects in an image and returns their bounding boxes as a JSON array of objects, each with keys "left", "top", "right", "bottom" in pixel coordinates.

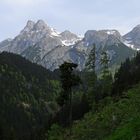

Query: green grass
[{"left": 105, "top": 118, "right": 140, "bottom": 140}]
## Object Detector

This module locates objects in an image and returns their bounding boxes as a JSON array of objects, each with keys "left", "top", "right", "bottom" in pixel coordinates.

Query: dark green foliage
[
  {"left": 85, "top": 47, "right": 113, "bottom": 105},
  {"left": 53, "top": 92, "right": 89, "bottom": 127},
  {"left": 0, "top": 52, "right": 90, "bottom": 140},
  {"left": 0, "top": 52, "right": 60, "bottom": 140},
  {"left": 99, "top": 51, "right": 113, "bottom": 98},
  {"left": 85, "top": 45, "right": 98, "bottom": 106},
  {"left": 1, "top": 48, "right": 140, "bottom": 140},
  {"left": 85, "top": 44, "right": 97, "bottom": 86},
  {"left": 100, "top": 51, "right": 110, "bottom": 78},
  {"left": 112, "top": 52, "right": 140, "bottom": 96},
  {"left": 47, "top": 124, "right": 64, "bottom": 140},
  {"left": 85, "top": 44, "right": 96, "bottom": 72},
  {"left": 57, "top": 61, "right": 81, "bottom": 133},
  {"left": 57, "top": 62, "right": 81, "bottom": 106},
  {"left": 48, "top": 84, "right": 140, "bottom": 140}
]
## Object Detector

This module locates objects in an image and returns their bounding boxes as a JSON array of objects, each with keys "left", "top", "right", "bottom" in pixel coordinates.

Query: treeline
[{"left": 112, "top": 52, "right": 140, "bottom": 96}]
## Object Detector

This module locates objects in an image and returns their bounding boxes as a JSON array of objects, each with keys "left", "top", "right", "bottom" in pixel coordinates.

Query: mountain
[
  {"left": 0, "top": 20, "right": 136, "bottom": 70},
  {"left": 74, "top": 30, "right": 135, "bottom": 69},
  {"left": 0, "top": 38, "right": 12, "bottom": 52},
  {"left": 123, "top": 25, "right": 140, "bottom": 50}
]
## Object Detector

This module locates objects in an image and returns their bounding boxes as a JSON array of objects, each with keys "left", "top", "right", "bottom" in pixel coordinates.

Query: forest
[{"left": 0, "top": 49, "right": 140, "bottom": 140}]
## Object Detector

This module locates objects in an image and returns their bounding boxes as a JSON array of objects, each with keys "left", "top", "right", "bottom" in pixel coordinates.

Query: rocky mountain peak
[
  {"left": 124, "top": 25, "right": 140, "bottom": 38},
  {"left": 123, "top": 25, "right": 140, "bottom": 49},
  {"left": 26, "top": 20, "right": 35, "bottom": 28},
  {"left": 102, "top": 30, "right": 121, "bottom": 38},
  {"left": 135, "top": 24, "right": 140, "bottom": 28},
  {"left": 84, "top": 30, "right": 109, "bottom": 44},
  {"left": 131, "top": 25, "right": 140, "bottom": 35},
  {"left": 83, "top": 29, "right": 123, "bottom": 49},
  {"left": 36, "top": 19, "right": 46, "bottom": 25},
  {"left": 21, "top": 20, "right": 35, "bottom": 33},
  {"left": 85, "top": 29, "right": 121, "bottom": 37},
  {"left": 60, "top": 30, "right": 79, "bottom": 40},
  {"left": 61, "top": 30, "right": 73, "bottom": 35},
  {"left": 33, "top": 20, "right": 50, "bottom": 32},
  {"left": 21, "top": 20, "right": 51, "bottom": 34}
]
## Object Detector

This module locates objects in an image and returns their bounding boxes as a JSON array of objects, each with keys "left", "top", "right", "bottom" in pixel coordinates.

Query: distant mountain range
[{"left": 0, "top": 20, "right": 138, "bottom": 70}]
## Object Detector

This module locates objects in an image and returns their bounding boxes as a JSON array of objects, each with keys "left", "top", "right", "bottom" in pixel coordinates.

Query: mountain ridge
[{"left": 0, "top": 20, "right": 137, "bottom": 70}]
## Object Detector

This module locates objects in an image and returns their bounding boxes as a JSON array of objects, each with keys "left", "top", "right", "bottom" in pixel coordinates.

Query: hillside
[
  {"left": 47, "top": 52, "right": 140, "bottom": 140},
  {"left": 0, "top": 52, "right": 61, "bottom": 140},
  {"left": 48, "top": 84, "right": 140, "bottom": 140}
]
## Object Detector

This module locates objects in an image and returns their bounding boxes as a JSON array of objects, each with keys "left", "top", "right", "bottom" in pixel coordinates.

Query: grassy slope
[
  {"left": 72, "top": 84, "right": 140, "bottom": 140},
  {"left": 48, "top": 84, "right": 140, "bottom": 140}
]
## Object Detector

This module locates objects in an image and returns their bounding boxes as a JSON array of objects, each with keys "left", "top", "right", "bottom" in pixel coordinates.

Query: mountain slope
[
  {"left": 48, "top": 84, "right": 140, "bottom": 140},
  {"left": 74, "top": 30, "right": 135, "bottom": 70},
  {"left": 123, "top": 25, "right": 140, "bottom": 50},
  {"left": 0, "top": 52, "right": 61, "bottom": 140},
  {"left": 0, "top": 20, "right": 136, "bottom": 70}
]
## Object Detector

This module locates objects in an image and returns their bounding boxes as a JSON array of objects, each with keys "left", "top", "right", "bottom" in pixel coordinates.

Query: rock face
[
  {"left": 0, "top": 20, "right": 136, "bottom": 70},
  {"left": 123, "top": 25, "right": 140, "bottom": 50},
  {"left": 82, "top": 30, "right": 122, "bottom": 48},
  {"left": 74, "top": 29, "right": 134, "bottom": 70}
]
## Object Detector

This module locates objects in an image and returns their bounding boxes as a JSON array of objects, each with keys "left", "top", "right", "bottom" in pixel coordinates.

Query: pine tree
[
  {"left": 85, "top": 44, "right": 97, "bottom": 105},
  {"left": 57, "top": 62, "right": 81, "bottom": 135},
  {"left": 100, "top": 51, "right": 112, "bottom": 98},
  {"left": 100, "top": 51, "right": 110, "bottom": 79},
  {"left": 85, "top": 44, "right": 96, "bottom": 73},
  {"left": 112, "top": 58, "right": 131, "bottom": 96}
]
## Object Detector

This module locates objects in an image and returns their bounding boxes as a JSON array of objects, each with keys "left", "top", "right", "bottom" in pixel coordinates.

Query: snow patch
[
  {"left": 50, "top": 28, "right": 60, "bottom": 37},
  {"left": 62, "top": 38, "right": 82, "bottom": 46},
  {"left": 124, "top": 40, "right": 135, "bottom": 49},
  {"left": 125, "top": 37, "right": 132, "bottom": 40},
  {"left": 62, "top": 40, "right": 76, "bottom": 46},
  {"left": 78, "top": 34, "right": 84, "bottom": 39},
  {"left": 106, "top": 30, "right": 116, "bottom": 35}
]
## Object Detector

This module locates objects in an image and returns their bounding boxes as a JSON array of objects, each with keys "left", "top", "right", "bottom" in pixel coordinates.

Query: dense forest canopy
[{"left": 0, "top": 51, "right": 140, "bottom": 140}]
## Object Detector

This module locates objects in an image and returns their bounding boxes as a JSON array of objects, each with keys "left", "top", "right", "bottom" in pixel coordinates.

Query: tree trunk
[{"left": 69, "top": 89, "right": 72, "bottom": 137}]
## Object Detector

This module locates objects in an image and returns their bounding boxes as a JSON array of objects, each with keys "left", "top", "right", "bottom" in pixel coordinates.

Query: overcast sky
[{"left": 0, "top": 0, "right": 140, "bottom": 41}]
